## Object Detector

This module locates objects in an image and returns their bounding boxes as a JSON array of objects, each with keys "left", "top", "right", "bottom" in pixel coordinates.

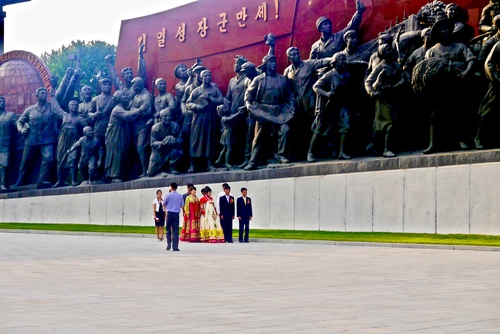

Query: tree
[{"left": 41, "top": 40, "right": 116, "bottom": 94}]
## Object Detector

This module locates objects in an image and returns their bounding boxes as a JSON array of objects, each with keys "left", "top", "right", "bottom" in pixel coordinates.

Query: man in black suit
[
  {"left": 237, "top": 187, "right": 253, "bottom": 243},
  {"left": 219, "top": 184, "right": 235, "bottom": 243},
  {"left": 183, "top": 183, "right": 194, "bottom": 203}
]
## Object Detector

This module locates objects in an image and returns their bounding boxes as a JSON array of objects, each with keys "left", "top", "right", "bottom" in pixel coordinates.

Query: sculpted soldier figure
[
  {"left": 174, "top": 63, "right": 189, "bottom": 122},
  {"left": 105, "top": 90, "right": 143, "bottom": 183},
  {"left": 310, "top": 0, "right": 366, "bottom": 59},
  {"left": 336, "top": 30, "right": 373, "bottom": 154},
  {"left": 78, "top": 85, "right": 93, "bottom": 120},
  {"left": 88, "top": 78, "right": 114, "bottom": 145},
  {"left": 87, "top": 77, "right": 114, "bottom": 180},
  {"left": 186, "top": 70, "right": 224, "bottom": 173},
  {"left": 14, "top": 87, "right": 67, "bottom": 188},
  {"left": 338, "top": 30, "right": 371, "bottom": 64},
  {"left": 0, "top": 97, "right": 16, "bottom": 191},
  {"left": 478, "top": 15, "right": 500, "bottom": 63},
  {"left": 216, "top": 55, "right": 249, "bottom": 168},
  {"left": 404, "top": 28, "right": 433, "bottom": 77},
  {"left": 68, "top": 126, "right": 103, "bottom": 185},
  {"left": 475, "top": 40, "right": 500, "bottom": 149},
  {"left": 181, "top": 64, "right": 206, "bottom": 144},
  {"left": 423, "top": 18, "right": 476, "bottom": 153},
  {"left": 53, "top": 99, "right": 87, "bottom": 188},
  {"left": 244, "top": 54, "right": 296, "bottom": 170},
  {"left": 129, "top": 77, "right": 153, "bottom": 178},
  {"left": 284, "top": 47, "right": 332, "bottom": 160},
  {"left": 365, "top": 43, "right": 405, "bottom": 158},
  {"left": 237, "top": 38, "right": 275, "bottom": 169},
  {"left": 480, "top": 0, "right": 500, "bottom": 33},
  {"left": 366, "top": 33, "right": 393, "bottom": 78},
  {"left": 147, "top": 109, "right": 183, "bottom": 177},
  {"left": 238, "top": 62, "right": 260, "bottom": 169},
  {"left": 401, "top": 27, "right": 434, "bottom": 150},
  {"left": 309, "top": 53, "right": 351, "bottom": 162},
  {"left": 153, "top": 78, "right": 176, "bottom": 124}
]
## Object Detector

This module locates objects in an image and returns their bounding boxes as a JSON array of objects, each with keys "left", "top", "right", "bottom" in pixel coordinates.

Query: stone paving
[{"left": 2, "top": 233, "right": 500, "bottom": 333}]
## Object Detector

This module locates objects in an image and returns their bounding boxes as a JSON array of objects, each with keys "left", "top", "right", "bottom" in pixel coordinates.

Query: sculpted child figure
[
  {"left": 68, "top": 126, "right": 103, "bottom": 185},
  {"left": 53, "top": 99, "right": 87, "bottom": 188}
]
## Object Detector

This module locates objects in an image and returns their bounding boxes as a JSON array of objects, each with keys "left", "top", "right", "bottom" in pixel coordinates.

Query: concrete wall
[{"left": 2, "top": 162, "right": 500, "bottom": 235}]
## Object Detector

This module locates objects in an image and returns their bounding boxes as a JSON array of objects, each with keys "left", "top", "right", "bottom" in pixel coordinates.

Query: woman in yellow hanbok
[{"left": 199, "top": 186, "right": 225, "bottom": 243}]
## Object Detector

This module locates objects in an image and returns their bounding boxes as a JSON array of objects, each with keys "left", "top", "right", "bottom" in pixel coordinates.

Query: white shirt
[
  {"left": 152, "top": 198, "right": 164, "bottom": 212},
  {"left": 216, "top": 191, "right": 232, "bottom": 211}
]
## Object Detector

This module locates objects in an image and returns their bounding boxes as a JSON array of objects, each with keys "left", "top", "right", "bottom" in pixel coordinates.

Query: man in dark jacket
[
  {"left": 219, "top": 184, "right": 235, "bottom": 243},
  {"left": 236, "top": 187, "right": 253, "bottom": 243}
]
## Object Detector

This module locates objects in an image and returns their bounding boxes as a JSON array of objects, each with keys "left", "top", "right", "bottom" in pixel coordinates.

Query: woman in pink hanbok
[{"left": 180, "top": 186, "right": 201, "bottom": 242}]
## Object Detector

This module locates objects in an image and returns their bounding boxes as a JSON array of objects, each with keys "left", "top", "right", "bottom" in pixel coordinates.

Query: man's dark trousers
[
  {"left": 219, "top": 196, "right": 235, "bottom": 242},
  {"left": 166, "top": 211, "right": 180, "bottom": 250},
  {"left": 237, "top": 196, "right": 252, "bottom": 242}
]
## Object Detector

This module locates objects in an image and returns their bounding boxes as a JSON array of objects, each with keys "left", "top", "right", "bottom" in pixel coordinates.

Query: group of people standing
[{"left": 152, "top": 182, "right": 253, "bottom": 252}]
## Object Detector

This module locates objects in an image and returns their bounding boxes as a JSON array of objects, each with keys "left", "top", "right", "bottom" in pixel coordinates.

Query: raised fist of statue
[
  {"left": 105, "top": 54, "right": 114, "bottom": 64},
  {"left": 94, "top": 68, "right": 102, "bottom": 79},
  {"left": 356, "top": 0, "right": 366, "bottom": 14},
  {"left": 73, "top": 69, "right": 83, "bottom": 78},
  {"left": 50, "top": 75, "right": 59, "bottom": 89}
]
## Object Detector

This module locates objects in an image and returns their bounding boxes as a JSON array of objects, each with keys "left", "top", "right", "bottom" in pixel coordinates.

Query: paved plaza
[{"left": 1, "top": 233, "right": 500, "bottom": 333}]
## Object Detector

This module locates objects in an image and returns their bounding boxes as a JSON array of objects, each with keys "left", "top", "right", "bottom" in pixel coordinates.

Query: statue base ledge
[{"left": 2, "top": 148, "right": 500, "bottom": 199}]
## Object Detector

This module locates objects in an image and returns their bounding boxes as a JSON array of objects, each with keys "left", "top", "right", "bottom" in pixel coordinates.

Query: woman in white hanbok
[{"left": 199, "top": 186, "right": 225, "bottom": 243}]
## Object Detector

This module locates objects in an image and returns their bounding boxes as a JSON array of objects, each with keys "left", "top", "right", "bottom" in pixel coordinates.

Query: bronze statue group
[{"left": 1, "top": 0, "right": 500, "bottom": 190}]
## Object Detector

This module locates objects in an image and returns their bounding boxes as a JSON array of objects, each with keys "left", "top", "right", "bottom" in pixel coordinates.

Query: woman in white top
[{"left": 152, "top": 189, "right": 165, "bottom": 241}]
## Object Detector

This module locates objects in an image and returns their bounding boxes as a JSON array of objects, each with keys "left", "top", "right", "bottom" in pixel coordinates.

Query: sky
[{"left": 4, "top": 0, "right": 197, "bottom": 57}]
